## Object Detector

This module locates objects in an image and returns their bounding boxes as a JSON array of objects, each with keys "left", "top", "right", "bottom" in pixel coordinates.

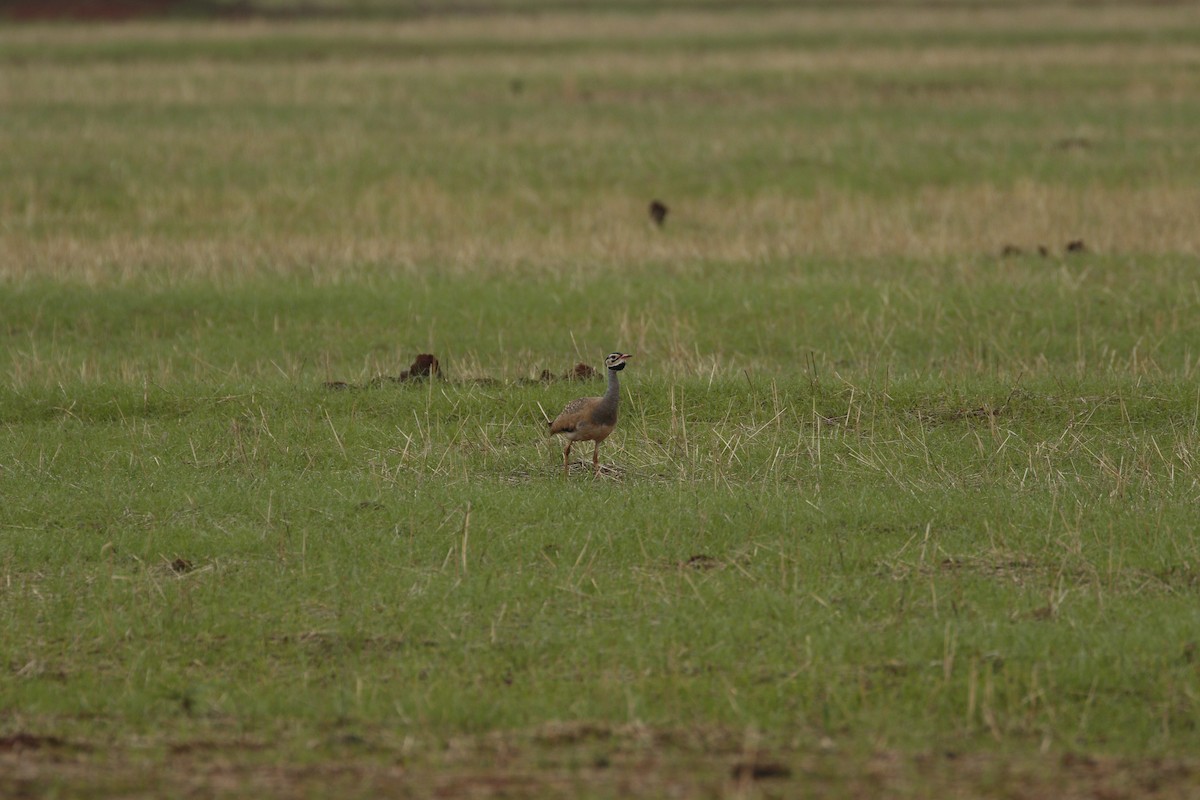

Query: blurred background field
[{"left": 2, "top": 2, "right": 1200, "bottom": 797}]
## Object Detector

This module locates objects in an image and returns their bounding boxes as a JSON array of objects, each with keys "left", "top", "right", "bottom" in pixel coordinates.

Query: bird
[{"left": 548, "top": 352, "right": 632, "bottom": 476}]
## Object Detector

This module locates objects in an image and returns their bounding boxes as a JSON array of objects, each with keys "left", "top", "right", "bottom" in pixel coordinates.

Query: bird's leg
[
  {"left": 593, "top": 442, "right": 601, "bottom": 476},
  {"left": 562, "top": 441, "right": 572, "bottom": 476}
]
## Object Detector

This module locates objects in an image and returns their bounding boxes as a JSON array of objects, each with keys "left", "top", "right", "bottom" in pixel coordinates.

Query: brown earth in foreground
[{"left": 2, "top": 723, "right": 1197, "bottom": 799}]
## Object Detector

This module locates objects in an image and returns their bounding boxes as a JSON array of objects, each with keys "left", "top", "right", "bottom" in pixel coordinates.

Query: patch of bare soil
[
  {"left": 730, "top": 760, "right": 791, "bottom": 780},
  {"left": 326, "top": 354, "right": 601, "bottom": 390},
  {"left": 2, "top": 727, "right": 1198, "bottom": 800},
  {"left": 526, "top": 362, "right": 599, "bottom": 384},
  {"left": 325, "top": 353, "right": 439, "bottom": 390},
  {"left": 0, "top": 733, "right": 69, "bottom": 752},
  {"left": 169, "top": 557, "right": 194, "bottom": 574}
]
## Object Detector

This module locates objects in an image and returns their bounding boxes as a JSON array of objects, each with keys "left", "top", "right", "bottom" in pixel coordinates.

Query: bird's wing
[{"left": 549, "top": 396, "right": 598, "bottom": 434}]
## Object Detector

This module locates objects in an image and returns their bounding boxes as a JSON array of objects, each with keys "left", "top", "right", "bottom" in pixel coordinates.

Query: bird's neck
[{"left": 604, "top": 367, "right": 621, "bottom": 403}]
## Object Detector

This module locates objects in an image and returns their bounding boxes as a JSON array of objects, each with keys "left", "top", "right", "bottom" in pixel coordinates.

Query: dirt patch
[
  {"left": 325, "top": 353, "right": 439, "bottom": 390},
  {"left": 3, "top": 728, "right": 1199, "bottom": 799},
  {"left": 168, "top": 738, "right": 267, "bottom": 755},
  {"left": 0, "top": 733, "right": 68, "bottom": 752},
  {"left": 534, "top": 721, "right": 615, "bottom": 746},
  {"left": 327, "top": 353, "right": 601, "bottom": 390},
  {"left": 526, "top": 362, "right": 600, "bottom": 384},
  {"left": 369, "top": 353, "right": 441, "bottom": 385},
  {"left": 6, "top": 741, "right": 1199, "bottom": 799},
  {"left": 731, "top": 760, "right": 792, "bottom": 780}
]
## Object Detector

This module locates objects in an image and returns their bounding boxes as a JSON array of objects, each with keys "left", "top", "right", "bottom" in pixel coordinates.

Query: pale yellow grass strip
[
  {"left": 5, "top": 43, "right": 1200, "bottom": 112},
  {"left": 5, "top": 184, "right": 1198, "bottom": 285},
  {"left": 3, "top": 5, "right": 1199, "bottom": 47}
]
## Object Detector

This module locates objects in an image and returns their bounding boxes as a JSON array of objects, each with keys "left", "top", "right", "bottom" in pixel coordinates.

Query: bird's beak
[{"left": 621, "top": 354, "right": 633, "bottom": 360}]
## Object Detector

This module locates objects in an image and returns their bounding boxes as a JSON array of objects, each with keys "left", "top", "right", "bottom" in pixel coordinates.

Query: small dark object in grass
[
  {"left": 355, "top": 353, "right": 442, "bottom": 386},
  {"left": 1066, "top": 239, "right": 1086, "bottom": 253},
  {"left": 0, "top": 733, "right": 66, "bottom": 752},
  {"left": 536, "top": 363, "right": 600, "bottom": 382},
  {"left": 1000, "top": 244, "right": 1023, "bottom": 257},
  {"left": 731, "top": 761, "right": 792, "bottom": 780},
  {"left": 170, "top": 558, "right": 193, "bottom": 574},
  {"left": 408, "top": 353, "right": 440, "bottom": 378},
  {"left": 1037, "top": 245, "right": 1050, "bottom": 257},
  {"left": 683, "top": 554, "right": 719, "bottom": 569},
  {"left": 649, "top": 199, "right": 669, "bottom": 227},
  {"left": 324, "top": 381, "right": 351, "bottom": 390},
  {"left": 569, "top": 362, "right": 598, "bottom": 381}
]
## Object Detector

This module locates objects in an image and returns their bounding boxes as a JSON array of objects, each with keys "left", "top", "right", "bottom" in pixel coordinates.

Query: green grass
[{"left": 3, "top": 3, "right": 1200, "bottom": 797}]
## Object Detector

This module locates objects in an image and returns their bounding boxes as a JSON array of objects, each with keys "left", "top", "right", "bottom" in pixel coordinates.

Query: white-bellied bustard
[{"left": 548, "top": 352, "right": 632, "bottom": 476}]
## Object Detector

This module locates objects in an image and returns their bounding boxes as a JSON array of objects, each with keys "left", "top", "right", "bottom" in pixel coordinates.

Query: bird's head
[{"left": 604, "top": 352, "right": 632, "bottom": 371}]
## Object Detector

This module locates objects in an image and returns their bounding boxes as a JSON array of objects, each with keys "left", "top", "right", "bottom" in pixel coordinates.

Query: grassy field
[{"left": 4, "top": 3, "right": 1200, "bottom": 797}]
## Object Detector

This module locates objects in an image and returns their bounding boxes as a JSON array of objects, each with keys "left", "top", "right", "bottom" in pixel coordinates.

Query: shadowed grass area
[{"left": 2, "top": 3, "right": 1200, "bottom": 798}]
